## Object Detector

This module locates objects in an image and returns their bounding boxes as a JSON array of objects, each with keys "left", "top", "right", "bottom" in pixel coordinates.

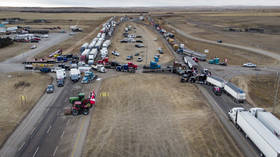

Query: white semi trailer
[
  {"left": 206, "top": 76, "right": 225, "bottom": 88},
  {"left": 249, "top": 108, "right": 280, "bottom": 138},
  {"left": 184, "top": 56, "right": 198, "bottom": 69},
  {"left": 229, "top": 107, "right": 280, "bottom": 157},
  {"left": 224, "top": 82, "right": 246, "bottom": 103}
]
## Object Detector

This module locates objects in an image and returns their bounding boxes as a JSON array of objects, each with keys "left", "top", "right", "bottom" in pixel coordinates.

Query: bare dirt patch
[
  {"left": 109, "top": 22, "right": 174, "bottom": 65},
  {"left": 84, "top": 74, "right": 242, "bottom": 157},
  {"left": 0, "top": 72, "right": 52, "bottom": 146}
]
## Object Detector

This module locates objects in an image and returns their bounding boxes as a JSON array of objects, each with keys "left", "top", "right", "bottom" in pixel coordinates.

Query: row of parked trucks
[
  {"left": 79, "top": 18, "right": 116, "bottom": 66},
  {"left": 154, "top": 24, "right": 207, "bottom": 61},
  {"left": 228, "top": 107, "right": 280, "bottom": 157},
  {"left": 206, "top": 75, "right": 246, "bottom": 103}
]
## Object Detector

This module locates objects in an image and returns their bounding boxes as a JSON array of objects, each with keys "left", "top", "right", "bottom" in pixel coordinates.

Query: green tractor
[{"left": 69, "top": 93, "right": 92, "bottom": 108}]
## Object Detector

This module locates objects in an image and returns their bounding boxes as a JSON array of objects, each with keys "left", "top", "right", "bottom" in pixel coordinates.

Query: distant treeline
[
  {"left": 20, "top": 11, "right": 148, "bottom": 13},
  {"left": 0, "top": 37, "right": 13, "bottom": 48}
]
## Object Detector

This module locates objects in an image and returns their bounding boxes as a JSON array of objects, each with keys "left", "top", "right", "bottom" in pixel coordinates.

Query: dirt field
[
  {"left": 155, "top": 11, "right": 280, "bottom": 54},
  {"left": 0, "top": 72, "right": 51, "bottom": 146},
  {"left": 83, "top": 74, "right": 242, "bottom": 157},
  {"left": 109, "top": 22, "right": 174, "bottom": 65},
  {"left": 0, "top": 42, "right": 33, "bottom": 62},
  {"left": 232, "top": 74, "right": 280, "bottom": 115}
]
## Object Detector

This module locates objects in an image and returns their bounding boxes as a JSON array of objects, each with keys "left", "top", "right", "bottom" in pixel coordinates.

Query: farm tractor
[{"left": 65, "top": 92, "right": 96, "bottom": 116}]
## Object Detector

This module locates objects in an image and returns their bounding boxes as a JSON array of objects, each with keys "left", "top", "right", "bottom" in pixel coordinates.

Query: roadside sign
[{"left": 204, "top": 49, "right": 209, "bottom": 54}]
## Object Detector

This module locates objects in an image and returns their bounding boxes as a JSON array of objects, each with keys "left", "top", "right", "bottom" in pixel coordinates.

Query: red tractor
[
  {"left": 128, "top": 62, "right": 138, "bottom": 70},
  {"left": 72, "top": 101, "right": 90, "bottom": 116}
]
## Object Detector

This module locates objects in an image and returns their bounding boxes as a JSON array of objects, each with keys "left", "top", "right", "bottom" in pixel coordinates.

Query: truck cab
[
  {"left": 249, "top": 108, "right": 265, "bottom": 117},
  {"left": 228, "top": 107, "right": 245, "bottom": 123}
]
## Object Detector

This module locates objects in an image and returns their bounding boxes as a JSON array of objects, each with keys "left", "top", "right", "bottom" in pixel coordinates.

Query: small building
[{"left": 0, "top": 24, "right": 6, "bottom": 33}]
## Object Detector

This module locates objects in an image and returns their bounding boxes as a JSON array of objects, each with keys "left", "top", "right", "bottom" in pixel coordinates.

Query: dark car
[
  {"left": 213, "top": 86, "right": 222, "bottom": 96},
  {"left": 120, "top": 39, "right": 128, "bottom": 43},
  {"left": 46, "top": 84, "right": 54, "bottom": 93},
  {"left": 57, "top": 79, "right": 64, "bottom": 87},
  {"left": 217, "top": 40, "right": 223, "bottom": 43},
  {"left": 136, "top": 40, "right": 143, "bottom": 43},
  {"left": 134, "top": 53, "right": 140, "bottom": 56}
]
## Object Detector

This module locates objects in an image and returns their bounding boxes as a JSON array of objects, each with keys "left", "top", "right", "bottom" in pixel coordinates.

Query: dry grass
[
  {"left": 84, "top": 74, "right": 242, "bottom": 157},
  {"left": 0, "top": 42, "right": 33, "bottom": 62},
  {"left": 163, "top": 24, "right": 278, "bottom": 65},
  {"left": 231, "top": 74, "right": 280, "bottom": 116},
  {"left": 109, "top": 21, "right": 174, "bottom": 65},
  {"left": 157, "top": 11, "right": 280, "bottom": 54},
  {"left": 0, "top": 72, "right": 52, "bottom": 146}
]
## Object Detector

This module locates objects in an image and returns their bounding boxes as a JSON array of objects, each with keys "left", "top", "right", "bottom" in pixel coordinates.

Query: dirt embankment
[
  {"left": 109, "top": 21, "right": 174, "bottom": 65},
  {"left": 84, "top": 74, "right": 242, "bottom": 157},
  {"left": 0, "top": 72, "right": 52, "bottom": 146}
]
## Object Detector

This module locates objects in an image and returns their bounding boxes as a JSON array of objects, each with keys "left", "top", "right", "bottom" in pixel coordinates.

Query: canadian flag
[{"left": 90, "top": 90, "right": 96, "bottom": 105}]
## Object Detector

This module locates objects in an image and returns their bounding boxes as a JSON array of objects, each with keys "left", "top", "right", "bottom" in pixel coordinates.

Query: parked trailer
[
  {"left": 183, "top": 49, "right": 207, "bottom": 61},
  {"left": 250, "top": 108, "right": 280, "bottom": 137},
  {"left": 229, "top": 108, "right": 280, "bottom": 157},
  {"left": 224, "top": 82, "right": 246, "bottom": 103},
  {"left": 206, "top": 76, "right": 225, "bottom": 88},
  {"left": 184, "top": 56, "right": 198, "bottom": 69},
  {"left": 95, "top": 40, "right": 103, "bottom": 50},
  {"left": 102, "top": 40, "right": 111, "bottom": 48},
  {"left": 80, "top": 43, "right": 89, "bottom": 53},
  {"left": 88, "top": 40, "right": 97, "bottom": 49}
]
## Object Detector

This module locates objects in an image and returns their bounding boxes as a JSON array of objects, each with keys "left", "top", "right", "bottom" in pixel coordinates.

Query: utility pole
[{"left": 273, "top": 72, "right": 279, "bottom": 113}]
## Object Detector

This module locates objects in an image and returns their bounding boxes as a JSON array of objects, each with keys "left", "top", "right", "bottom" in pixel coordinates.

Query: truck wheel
[
  {"left": 83, "top": 108, "right": 89, "bottom": 115},
  {"left": 72, "top": 109, "right": 79, "bottom": 116}
]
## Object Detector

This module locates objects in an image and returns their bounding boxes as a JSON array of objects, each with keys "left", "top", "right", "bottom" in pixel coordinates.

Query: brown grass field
[
  {"left": 83, "top": 74, "right": 242, "bottom": 157},
  {"left": 153, "top": 11, "right": 280, "bottom": 55},
  {"left": 0, "top": 72, "right": 51, "bottom": 146}
]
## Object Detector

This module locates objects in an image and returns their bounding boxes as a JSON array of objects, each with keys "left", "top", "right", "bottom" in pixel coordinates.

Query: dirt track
[
  {"left": 109, "top": 22, "right": 174, "bottom": 65},
  {"left": 84, "top": 74, "right": 242, "bottom": 157}
]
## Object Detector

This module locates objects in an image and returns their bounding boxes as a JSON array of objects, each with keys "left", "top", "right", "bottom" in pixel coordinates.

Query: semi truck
[
  {"left": 249, "top": 108, "right": 280, "bottom": 138},
  {"left": 80, "top": 43, "right": 88, "bottom": 53},
  {"left": 224, "top": 82, "right": 246, "bottom": 103},
  {"left": 206, "top": 76, "right": 225, "bottom": 88},
  {"left": 56, "top": 69, "right": 66, "bottom": 80},
  {"left": 70, "top": 68, "right": 81, "bottom": 82},
  {"left": 184, "top": 56, "right": 198, "bottom": 69},
  {"left": 229, "top": 107, "right": 280, "bottom": 157}
]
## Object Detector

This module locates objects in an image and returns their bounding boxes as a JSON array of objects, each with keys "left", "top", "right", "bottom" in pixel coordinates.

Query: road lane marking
[
  {"left": 70, "top": 118, "right": 86, "bottom": 157},
  {"left": 53, "top": 146, "right": 59, "bottom": 157},
  {"left": 60, "top": 131, "right": 65, "bottom": 139},
  {"left": 47, "top": 125, "right": 52, "bottom": 134},
  {"left": 66, "top": 119, "right": 70, "bottom": 126},
  {"left": 30, "top": 128, "right": 36, "bottom": 136},
  {"left": 17, "top": 142, "right": 25, "bottom": 151},
  {"left": 32, "top": 146, "right": 39, "bottom": 157}
]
